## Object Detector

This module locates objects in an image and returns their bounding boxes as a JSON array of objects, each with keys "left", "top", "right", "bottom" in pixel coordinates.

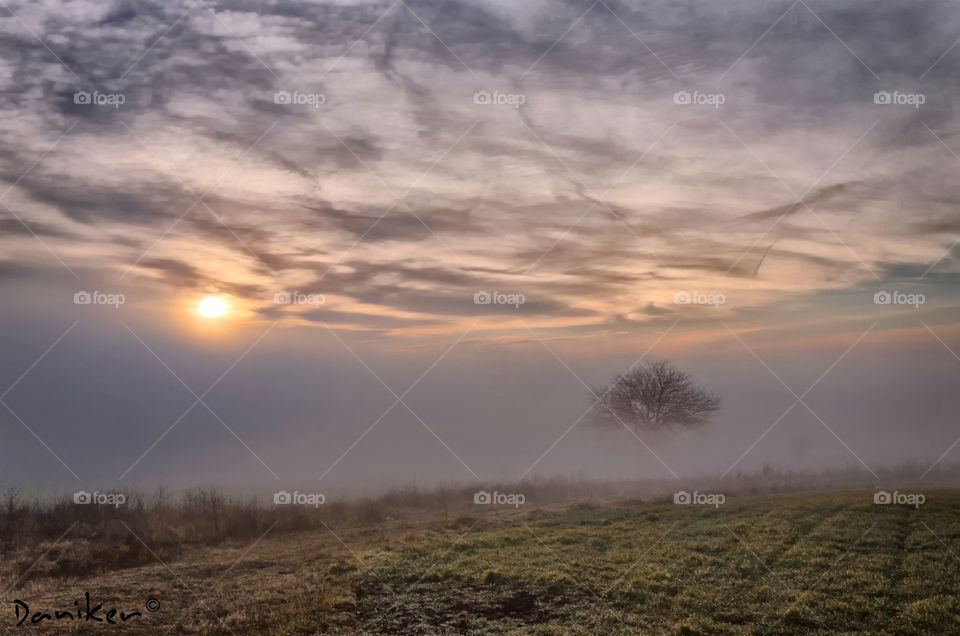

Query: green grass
[
  {"left": 9, "top": 489, "right": 959, "bottom": 634},
  {"left": 347, "top": 491, "right": 960, "bottom": 634}
]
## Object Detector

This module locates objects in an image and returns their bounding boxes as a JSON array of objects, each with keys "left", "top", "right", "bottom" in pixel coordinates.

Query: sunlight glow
[{"left": 198, "top": 296, "right": 226, "bottom": 318}]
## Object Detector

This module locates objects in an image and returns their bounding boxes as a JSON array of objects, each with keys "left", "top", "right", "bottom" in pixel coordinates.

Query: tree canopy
[{"left": 589, "top": 360, "right": 720, "bottom": 431}]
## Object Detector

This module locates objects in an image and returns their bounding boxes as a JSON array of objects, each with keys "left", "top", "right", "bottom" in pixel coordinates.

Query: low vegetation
[
  {"left": 353, "top": 491, "right": 960, "bottom": 634},
  {"left": 3, "top": 468, "right": 960, "bottom": 633}
]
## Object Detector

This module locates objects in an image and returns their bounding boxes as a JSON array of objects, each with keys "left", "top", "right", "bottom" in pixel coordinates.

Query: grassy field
[
  {"left": 4, "top": 489, "right": 959, "bottom": 634},
  {"left": 347, "top": 491, "right": 960, "bottom": 635}
]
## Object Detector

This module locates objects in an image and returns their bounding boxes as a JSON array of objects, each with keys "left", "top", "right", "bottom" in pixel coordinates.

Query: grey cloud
[
  {"left": 0, "top": 217, "right": 79, "bottom": 240},
  {"left": 139, "top": 257, "right": 267, "bottom": 297},
  {"left": 299, "top": 258, "right": 595, "bottom": 318},
  {"left": 730, "top": 182, "right": 855, "bottom": 225},
  {"left": 0, "top": 0, "right": 957, "bottom": 329},
  {"left": 7, "top": 172, "right": 196, "bottom": 226},
  {"left": 257, "top": 304, "right": 443, "bottom": 330}
]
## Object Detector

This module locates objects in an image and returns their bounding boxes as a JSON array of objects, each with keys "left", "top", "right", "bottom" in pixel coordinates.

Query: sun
[{"left": 198, "top": 296, "right": 226, "bottom": 318}]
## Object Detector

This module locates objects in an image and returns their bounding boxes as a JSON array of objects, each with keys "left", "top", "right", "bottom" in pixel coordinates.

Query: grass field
[
  {"left": 348, "top": 491, "right": 960, "bottom": 635},
  {"left": 5, "top": 489, "right": 959, "bottom": 634}
]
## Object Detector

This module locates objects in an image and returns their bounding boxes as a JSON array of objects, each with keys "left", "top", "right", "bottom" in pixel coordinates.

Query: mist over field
[{"left": 2, "top": 290, "right": 960, "bottom": 495}]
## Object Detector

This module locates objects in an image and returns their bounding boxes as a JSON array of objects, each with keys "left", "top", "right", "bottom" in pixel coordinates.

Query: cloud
[{"left": 0, "top": 0, "right": 957, "bottom": 337}]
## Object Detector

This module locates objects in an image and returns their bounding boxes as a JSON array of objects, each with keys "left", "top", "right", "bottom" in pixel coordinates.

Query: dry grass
[
  {"left": 3, "top": 466, "right": 960, "bottom": 633},
  {"left": 0, "top": 477, "right": 620, "bottom": 594}
]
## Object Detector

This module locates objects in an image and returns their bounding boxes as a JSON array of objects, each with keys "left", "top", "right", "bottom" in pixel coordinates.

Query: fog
[{"left": 3, "top": 276, "right": 958, "bottom": 498}]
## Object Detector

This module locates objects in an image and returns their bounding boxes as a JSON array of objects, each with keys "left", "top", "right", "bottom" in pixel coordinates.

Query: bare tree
[{"left": 589, "top": 360, "right": 720, "bottom": 431}]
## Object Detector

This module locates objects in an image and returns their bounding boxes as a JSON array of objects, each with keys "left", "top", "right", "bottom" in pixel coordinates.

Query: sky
[{"left": 1, "top": 0, "right": 959, "bottom": 495}]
